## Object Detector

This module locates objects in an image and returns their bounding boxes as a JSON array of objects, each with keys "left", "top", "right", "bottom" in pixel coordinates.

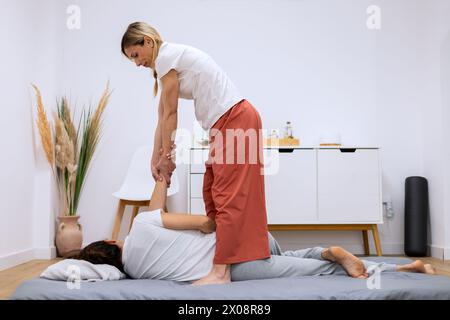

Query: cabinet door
[
  {"left": 264, "top": 149, "right": 317, "bottom": 224},
  {"left": 317, "top": 148, "right": 382, "bottom": 223},
  {"left": 190, "top": 174, "right": 204, "bottom": 198},
  {"left": 190, "top": 149, "right": 209, "bottom": 173},
  {"left": 190, "top": 198, "right": 206, "bottom": 215},
  {"left": 189, "top": 149, "right": 208, "bottom": 213}
]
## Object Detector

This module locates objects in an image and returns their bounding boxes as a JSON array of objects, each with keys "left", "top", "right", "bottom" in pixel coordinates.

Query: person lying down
[{"left": 74, "top": 178, "right": 435, "bottom": 283}]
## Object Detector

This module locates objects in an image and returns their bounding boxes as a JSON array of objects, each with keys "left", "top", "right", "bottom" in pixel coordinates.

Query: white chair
[{"left": 111, "top": 145, "right": 179, "bottom": 240}]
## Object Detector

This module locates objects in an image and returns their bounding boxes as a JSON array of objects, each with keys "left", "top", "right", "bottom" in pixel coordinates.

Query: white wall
[
  {"left": 443, "top": 17, "right": 450, "bottom": 261},
  {"left": 0, "top": 0, "right": 59, "bottom": 270},
  {"left": 1, "top": 0, "right": 449, "bottom": 270},
  {"left": 417, "top": 0, "right": 450, "bottom": 259}
]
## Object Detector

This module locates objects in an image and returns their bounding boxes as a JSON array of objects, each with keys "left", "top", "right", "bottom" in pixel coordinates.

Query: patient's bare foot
[
  {"left": 322, "top": 246, "right": 368, "bottom": 278},
  {"left": 396, "top": 260, "right": 435, "bottom": 275},
  {"left": 192, "top": 264, "right": 231, "bottom": 286}
]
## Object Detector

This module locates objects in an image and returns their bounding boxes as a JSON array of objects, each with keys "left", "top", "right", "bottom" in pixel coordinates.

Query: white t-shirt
[
  {"left": 154, "top": 42, "right": 244, "bottom": 130},
  {"left": 122, "top": 209, "right": 216, "bottom": 281}
]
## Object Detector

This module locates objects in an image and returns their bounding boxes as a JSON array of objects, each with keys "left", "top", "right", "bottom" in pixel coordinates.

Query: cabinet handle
[
  {"left": 278, "top": 148, "right": 294, "bottom": 153},
  {"left": 340, "top": 148, "right": 356, "bottom": 153}
]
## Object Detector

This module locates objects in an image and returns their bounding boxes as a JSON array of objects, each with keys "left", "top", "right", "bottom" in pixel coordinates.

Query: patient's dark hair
[{"left": 73, "top": 241, "right": 126, "bottom": 274}]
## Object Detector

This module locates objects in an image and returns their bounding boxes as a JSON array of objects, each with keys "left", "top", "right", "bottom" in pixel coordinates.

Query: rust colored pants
[{"left": 203, "top": 99, "right": 270, "bottom": 264}]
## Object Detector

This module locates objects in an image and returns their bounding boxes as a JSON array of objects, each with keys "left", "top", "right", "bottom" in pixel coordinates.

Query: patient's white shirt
[
  {"left": 154, "top": 42, "right": 243, "bottom": 130},
  {"left": 122, "top": 210, "right": 216, "bottom": 281}
]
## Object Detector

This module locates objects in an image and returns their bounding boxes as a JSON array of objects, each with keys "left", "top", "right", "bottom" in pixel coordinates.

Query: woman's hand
[
  {"left": 155, "top": 143, "right": 176, "bottom": 185},
  {"left": 199, "top": 217, "right": 216, "bottom": 234},
  {"left": 151, "top": 150, "right": 162, "bottom": 182},
  {"left": 156, "top": 154, "right": 176, "bottom": 186}
]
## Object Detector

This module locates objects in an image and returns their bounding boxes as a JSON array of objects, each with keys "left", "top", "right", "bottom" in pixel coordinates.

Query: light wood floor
[
  {"left": 1, "top": 257, "right": 449, "bottom": 300},
  {"left": 1, "top": 259, "right": 63, "bottom": 300}
]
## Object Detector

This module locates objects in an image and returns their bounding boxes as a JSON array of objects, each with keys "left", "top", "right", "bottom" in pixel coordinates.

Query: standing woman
[{"left": 121, "top": 22, "right": 270, "bottom": 285}]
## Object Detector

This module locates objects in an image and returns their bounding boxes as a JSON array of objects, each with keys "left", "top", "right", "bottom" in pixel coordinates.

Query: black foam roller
[{"left": 404, "top": 176, "right": 428, "bottom": 257}]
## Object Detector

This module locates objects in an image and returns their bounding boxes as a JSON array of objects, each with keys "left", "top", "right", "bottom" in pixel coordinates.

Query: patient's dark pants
[{"left": 230, "top": 233, "right": 397, "bottom": 281}]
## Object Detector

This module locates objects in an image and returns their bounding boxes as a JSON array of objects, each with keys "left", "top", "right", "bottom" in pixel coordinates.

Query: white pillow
[{"left": 40, "top": 259, "right": 126, "bottom": 282}]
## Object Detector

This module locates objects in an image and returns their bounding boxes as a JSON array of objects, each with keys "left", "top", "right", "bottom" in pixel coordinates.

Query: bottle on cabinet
[
  {"left": 264, "top": 122, "right": 300, "bottom": 147},
  {"left": 269, "top": 129, "right": 279, "bottom": 139},
  {"left": 284, "top": 121, "right": 293, "bottom": 139}
]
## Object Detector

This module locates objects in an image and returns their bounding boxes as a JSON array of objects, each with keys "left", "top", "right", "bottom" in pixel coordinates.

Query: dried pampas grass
[
  {"left": 60, "top": 97, "right": 78, "bottom": 162},
  {"left": 54, "top": 115, "right": 75, "bottom": 170},
  {"left": 32, "top": 81, "right": 112, "bottom": 216},
  {"left": 32, "top": 84, "right": 54, "bottom": 166}
]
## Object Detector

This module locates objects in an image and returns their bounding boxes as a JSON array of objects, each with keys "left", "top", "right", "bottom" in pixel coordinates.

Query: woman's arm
[
  {"left": 150, "top": 100, "right": 164, "bottom": 181},
  {"left": 161, "top": 212, "right": 216, "bottom": 234},
  {"left": 157, "top": 69, "right": 179, "bottom": 184},
  {"left": 154, "top": 99, "right": 164, "bottom": 155}
]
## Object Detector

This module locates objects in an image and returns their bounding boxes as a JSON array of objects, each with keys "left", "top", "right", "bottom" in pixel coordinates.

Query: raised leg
[
  {"left": 128, "top": 206, "right": 140, "bottom": 232},
  {"left": 111, "top": 199, "right": 126, "bottom": 240},
  {"left": 371, "top": 224, "right": 382, "bottom": 256},
  {"left": 362, "top": 230, "right": 370, "bottom": 255}
]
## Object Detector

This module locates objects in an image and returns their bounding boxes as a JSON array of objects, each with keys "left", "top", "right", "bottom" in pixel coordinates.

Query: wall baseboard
[
  {"left": 444, "top": 247, "right": 450, "bottom": 260},
  {"left": 0, "top": 249, "right": 34, "bottom": 271},
  {"left": 0, "top": 246, "right": 57, "bottom": 271},
  {"left": 429, "top": 245, "right": 444, "bottom": 260},
  {"left": 33, "top": 246, "right": 57, "bottom": 260}
]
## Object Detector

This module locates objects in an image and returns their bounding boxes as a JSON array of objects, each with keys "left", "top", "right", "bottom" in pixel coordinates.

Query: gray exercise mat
[{"left": 10, "top": 257, "right": 450, "bottom": 300}]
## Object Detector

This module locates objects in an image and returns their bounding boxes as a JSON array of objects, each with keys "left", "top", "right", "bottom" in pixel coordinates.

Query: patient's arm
[
  {"left": 148, "top": 179, "right": 168, "bottom": 211},
  {"left": 161, "top": 212, "right": 216, "bottom": 234},
  {"left": 148, "top": 178, "right": 216, "bottom": 233}
]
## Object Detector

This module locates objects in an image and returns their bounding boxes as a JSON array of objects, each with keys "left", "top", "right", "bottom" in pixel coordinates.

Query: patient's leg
[
  {"left": 148, "top": 179, "right": 168, "bottom": 211},
  {"left": 282, "top": 245, "right": 368, "bottom": 278},
  {"left": 322, "top": 248, "right": 435, "bottom": 276},
  {"left": 230, "top": 255, "right": 341, "bottom": 281},
  {"left": 321, "top": 247, "right": 368, "bottom": 278},
  {"left": 396, "top": 260, "right": 435, "bottom": 275},
  {"left": 281, "top": 247, "right": 325, "bottom": 260}
]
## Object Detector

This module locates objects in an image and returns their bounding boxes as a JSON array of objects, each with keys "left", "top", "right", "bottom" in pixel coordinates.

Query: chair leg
[
  {"left": 362, "top": 230, "right": 370, "bottom": 255},
  {"left": 111, "top": 200, "right": 126, "bottom": 240},
  {"left": 371, "top": 224, "right": 383, "bottom": 256},
  {"left": 129, "top": 206, "right": 140, "bottom": 233}
]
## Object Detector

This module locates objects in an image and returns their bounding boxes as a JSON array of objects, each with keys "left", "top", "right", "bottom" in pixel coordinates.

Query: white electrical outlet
[{"left": 382, "top": 196, "right": 394, "bottom": 219}]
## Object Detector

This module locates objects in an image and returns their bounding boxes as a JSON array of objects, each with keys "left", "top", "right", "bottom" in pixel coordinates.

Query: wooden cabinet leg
[
  {"left": 362, "top": 230, "right": 370, "bottom": 255},
  {"left": 111, "top": 200, "right": 126, "bottom": 240},
  {"left": 371, "top": 224, "right": 382, "bottom": 256},
  {"left": 129, "top": 206, "right": 140, "bottom": 233}
]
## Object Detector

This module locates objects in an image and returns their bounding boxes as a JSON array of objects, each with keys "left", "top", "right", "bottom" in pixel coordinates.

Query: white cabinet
[
  {"left": 264, "top": 149, "right": 317, "bottom": 224},
  {"left": 188, "top": 147, "right": 383, "bottom": 225},
  {"left": 188, "top": 148, "right": 209, "bottom": 215},
  {"left": 190, "top": 198, "right": 206, "bottom": 215},
  {"left": 190, "top": 148, "right": 209, "bottom": 174},
  {"left": 317, "top": 148, "right": 382, "bottom": 223},
  {"left": 190, "top": 174, "right": 204, "bottom": 198}
]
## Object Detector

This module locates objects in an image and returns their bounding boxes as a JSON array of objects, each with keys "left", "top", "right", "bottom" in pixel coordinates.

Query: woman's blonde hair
[{"left": 121, "top": 22, "right": 163, "bottom": 97}]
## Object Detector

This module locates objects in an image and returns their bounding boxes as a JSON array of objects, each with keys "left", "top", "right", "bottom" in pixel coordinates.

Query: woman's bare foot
[
  {"left": 192, "top": 264, "right": 231, "bottom": 286},
  {"left": 322, "top": 246, "right": 368, "bottom": 278},
  {"left": 396, "top": 260, "right": 435, "bottom": 275},
  {"left": 192, "top": 273, "right": 231, "bottom": 286}
]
